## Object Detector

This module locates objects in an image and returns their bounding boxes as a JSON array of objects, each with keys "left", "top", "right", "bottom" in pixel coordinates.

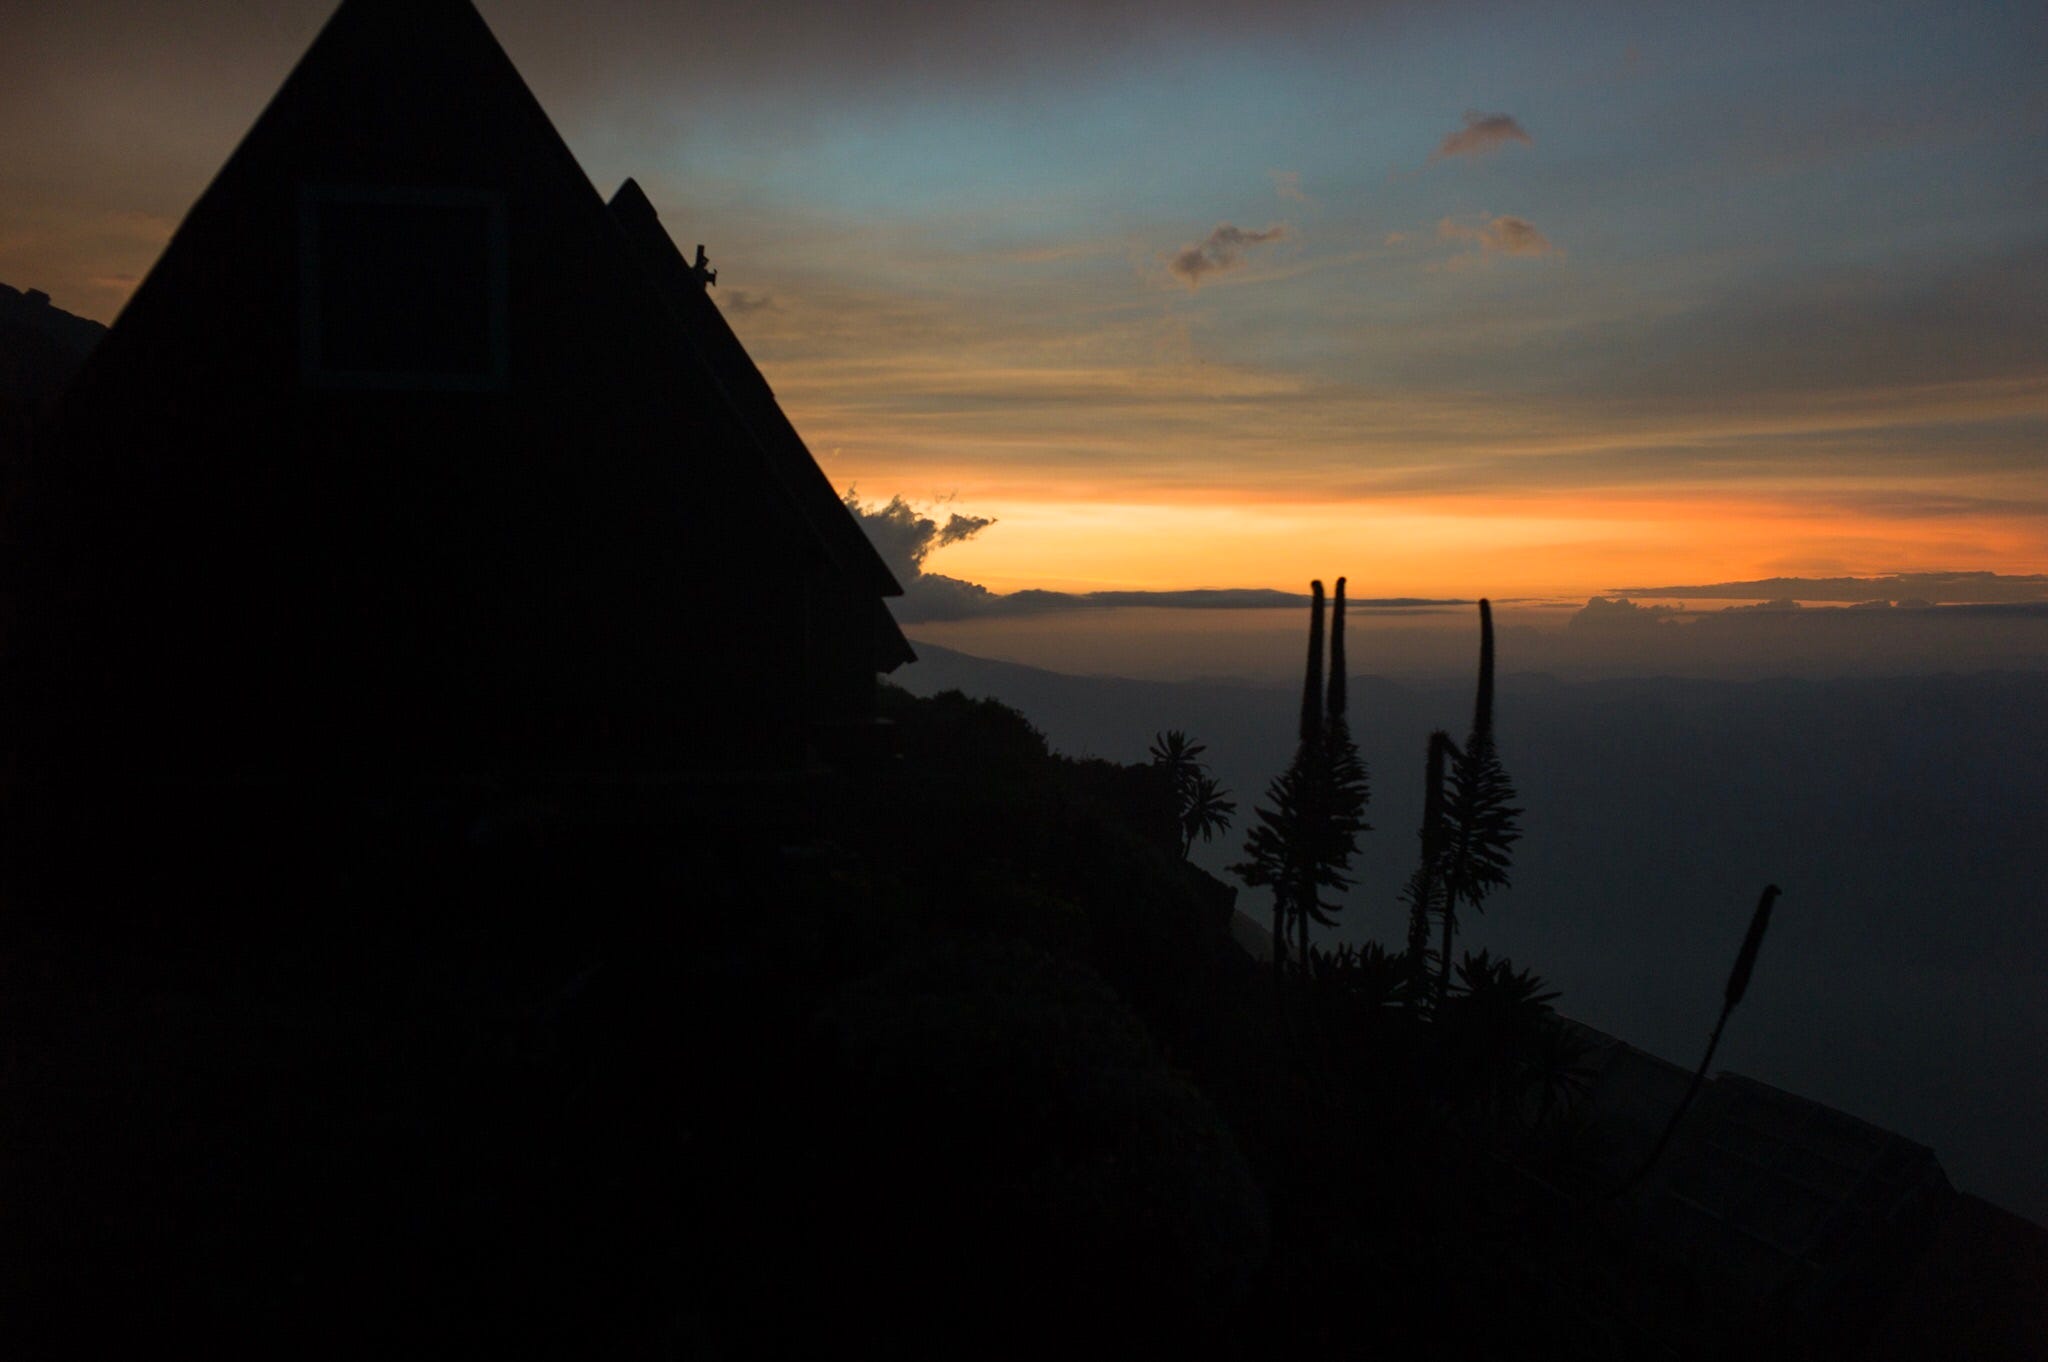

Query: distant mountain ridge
[{"left": 0, "top": 283, "right": 106, "bottom": 410}]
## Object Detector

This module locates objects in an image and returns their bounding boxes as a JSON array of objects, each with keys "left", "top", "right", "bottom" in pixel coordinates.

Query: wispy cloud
[
  {"left": 1167, "top": 222, "right": 1287, "bottom": 287},
  {"left": 1436, "top": 213, "right": 1559, "bottom": 262},
  {"left": 1270, "top": 169, "right": 1309, "bottom": 203},
  {"left": 1431, "top": 111, "right": 1533, "bottom": 160}
]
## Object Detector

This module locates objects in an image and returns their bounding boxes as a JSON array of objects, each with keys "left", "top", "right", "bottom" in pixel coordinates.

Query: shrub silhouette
[
  {"left": 1437, "top": 949, "right": 1588, "bottom": 1130},
  {"left": 1150, "top": 729, "right": 1237, "bottom": 856}
]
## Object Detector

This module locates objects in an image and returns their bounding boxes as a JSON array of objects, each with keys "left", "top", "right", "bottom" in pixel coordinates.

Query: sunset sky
[{"left": 5, "top": 0, "right": 2044, "bottom": 596}]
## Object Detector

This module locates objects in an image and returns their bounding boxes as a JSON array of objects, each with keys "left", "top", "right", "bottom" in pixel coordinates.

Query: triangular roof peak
[
  {"left": 288, "top": 0, "right": 507, "bottom": 83},
  {"left": 318, "top": 0, "right": 512, "bottom": 63},
  {"left": 324, "top": 0, "right": 487, "bottom": 33},
  {"left": 13, "top": 0, "right": 918, "bottom": 781},
  {"left": 339, "top": 0, "right": 472, "bottom": 10},
  {"left": 60, "top": 0, "right": 824, "bottom": 574}
]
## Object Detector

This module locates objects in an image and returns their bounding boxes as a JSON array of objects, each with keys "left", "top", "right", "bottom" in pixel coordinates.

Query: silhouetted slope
[
  {"left": 896, "top": 642, "right": 2048, "bottom": 1224},
  {"left": 0, "top": 283, "right": 104, "bottom": 409},
  {"left": 0, "top": 688, "right": 1260, "bottom": 1356},
  {"left": 3, "top": 681, "right": 2037, "bottom": 1357}
]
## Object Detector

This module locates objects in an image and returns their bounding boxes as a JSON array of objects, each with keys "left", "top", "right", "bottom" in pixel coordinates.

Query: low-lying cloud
[
  {"left": 1168, "top": 222, "right": 1287, "bottom": 286},
  {"left": 1566, "top": 596, "right": 1685, "bottom": 631},
  {"left": 842, "top": 491, "right": 1000, "bottom": 621},
  {"left": 1604, "top": 572, "right": 2048, "bottom": 605},
  {"left": 1432, "top": 111, "right": 1533, "bottom": 160},
  {"left": 1545, "top": 593, "right": 2048, "bottom": 678}
]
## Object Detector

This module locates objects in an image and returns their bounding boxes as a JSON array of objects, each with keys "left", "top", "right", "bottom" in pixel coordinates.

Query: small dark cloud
[
  {"left": 1436, "top": 213, "right": 1558, "bottom": 259},
  {"left": 1270, "top": 170, "right": 1308, "bottom": 203},
  {"left": 1431, "top": 111, "right": 1533, "bottom": 160},
  {"left": 1168, "top": 222, "right": 1287, "bottom": 287},
  {"left": 720, "top": 289, "right": 776, "bottom": 314},
  {"left": 936, "top": 512, "right": 992, "bottom": 548},
  {"left": 1487, "top": 216, "right": 1552, "bottom": 254}
]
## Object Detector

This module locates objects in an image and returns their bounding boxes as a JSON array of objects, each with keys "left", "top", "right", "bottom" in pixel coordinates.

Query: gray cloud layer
[
  {"left": 1550, "top": 595, "right": 2048, "bottom": 677},
  {"left": 1603, "top": 572, "right": 2048, "bottom": 605}
]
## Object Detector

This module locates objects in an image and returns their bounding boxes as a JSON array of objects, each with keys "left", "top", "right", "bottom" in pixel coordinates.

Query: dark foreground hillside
[{"left": 1, "top": 687, "right": 2037, "bottom": 1357}]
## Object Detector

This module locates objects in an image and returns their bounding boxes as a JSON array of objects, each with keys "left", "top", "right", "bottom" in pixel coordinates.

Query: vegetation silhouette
[
  {"left": 1434, "top": 598, "right": 1524, "bottom": 1007},
  {"left": 1621, "top": 883, "right": 1785, "bottom": 1194},
  {"left": 1231, "top": 580, "right": 1371, "bottom": 980},
  {"left": 1149, "top": 728, "right": 1237, "bottom": 856},
  {"left": 1195, "top": 582, "right": 2016, "bottom": 1360}
]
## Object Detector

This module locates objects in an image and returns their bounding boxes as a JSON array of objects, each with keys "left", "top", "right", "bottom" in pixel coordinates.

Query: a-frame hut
[{"left": 3, "top": 0, "right": 911, "bottom": 793}]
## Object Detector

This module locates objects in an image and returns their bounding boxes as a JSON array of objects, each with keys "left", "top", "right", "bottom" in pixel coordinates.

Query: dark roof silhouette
[
  {"left": 4, "top": 0, "right": 911, "bottom": 783},
  {"left": 608, "top": 179, "right": 914, "bottom": 673},
  {"left": 607, "top": 179, "right": 896, "bottom": 597}
]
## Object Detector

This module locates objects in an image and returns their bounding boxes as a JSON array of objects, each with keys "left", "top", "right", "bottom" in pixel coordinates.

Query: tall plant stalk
[
  {"left": 1622, "top": 885, "right": 1783, "bottom": 1194},
  {"left": 1233, "top": 579, "right": 1367, "bottom": 1000},
  {"left": 1436, "top": 599, "right": 1521, "bottom": 1009},
  {"left": 1326, "top": 577, "right": 1348, "bottom": 722},
  {"left": 1310, "top": 578, "right": 1369, "bottom": 963},
  {"left": 1291, "top": 581, "right": 1326, "bottom": 973},
  {"left": 1403, "top": 730, "right": 1455, "bottom": 999}
]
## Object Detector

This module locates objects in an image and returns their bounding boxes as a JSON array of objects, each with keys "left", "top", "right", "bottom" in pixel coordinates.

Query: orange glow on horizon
[{"left": 912, "top": 491, "right": 2048, "bottom": 598}]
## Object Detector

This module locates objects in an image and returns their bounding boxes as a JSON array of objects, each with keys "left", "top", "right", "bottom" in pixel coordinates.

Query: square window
[{"left": 300, "top": 186, "right": 507, "bottom": 390}]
